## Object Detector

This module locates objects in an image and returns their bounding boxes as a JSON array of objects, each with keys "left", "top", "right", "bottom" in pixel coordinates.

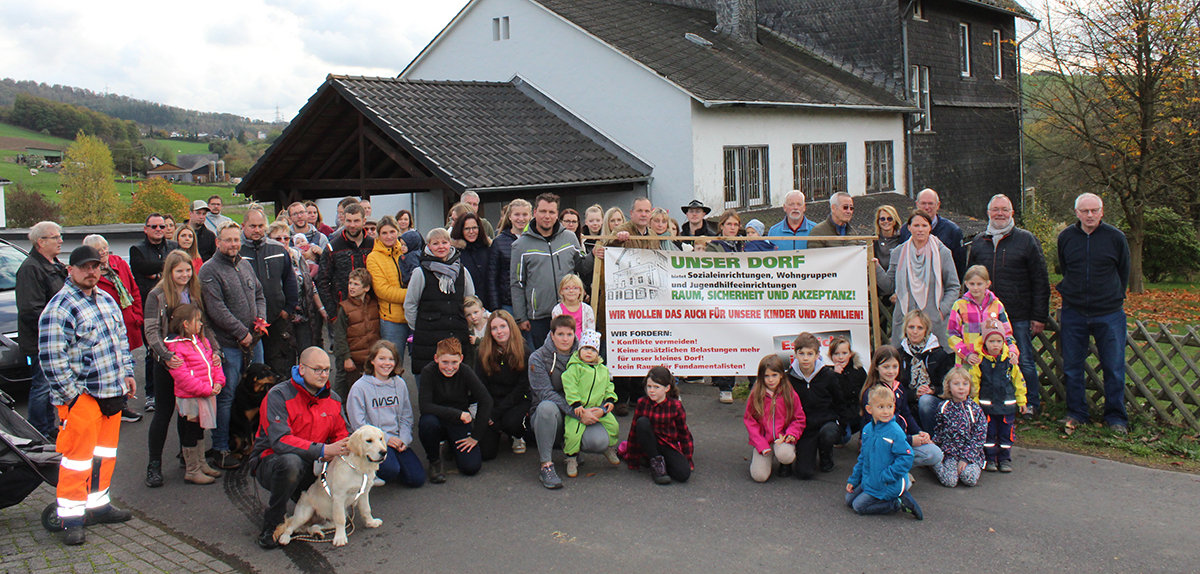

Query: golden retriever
[{"left": 275, "top": 425, "right": 388, "bottom": 547}]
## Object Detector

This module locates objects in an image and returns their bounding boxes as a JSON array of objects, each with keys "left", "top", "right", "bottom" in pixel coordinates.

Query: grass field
[
  {"left": 0, "top": 123, "right": 73, "bottom": 148},
  {"left": 143, "top": 138, "right": 212, "bottom": 157},
  {"left": 0, "top": 150, "right": 62, "bottom": 196}
]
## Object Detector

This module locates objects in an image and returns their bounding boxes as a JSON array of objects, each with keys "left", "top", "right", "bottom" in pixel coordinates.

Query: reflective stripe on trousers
[{"left": 55, "top": 394, "right": 122, "bottom": 520}]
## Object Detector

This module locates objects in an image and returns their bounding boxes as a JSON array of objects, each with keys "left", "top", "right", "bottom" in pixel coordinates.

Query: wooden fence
[{"left": 876, "top": 302, "right": 1200, "bottom": 432}]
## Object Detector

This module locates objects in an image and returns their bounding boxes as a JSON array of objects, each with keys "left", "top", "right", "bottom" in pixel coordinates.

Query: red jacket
[
  {"left": 251, "top": 366, "right": 348, "bottom": 461},
  {"left": 97, "top": 255, "right": 144, "bottom": 350},
  {"left": 165, "top": 335, "right": 225, "bottom": 398},
  {"left": 744, "top": 389, "right": 806, "bottom": 453}
]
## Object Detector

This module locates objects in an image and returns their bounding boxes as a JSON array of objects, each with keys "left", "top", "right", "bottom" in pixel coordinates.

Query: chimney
[{"left": 715, "top": 0, "right": 758, "bottom": 44}]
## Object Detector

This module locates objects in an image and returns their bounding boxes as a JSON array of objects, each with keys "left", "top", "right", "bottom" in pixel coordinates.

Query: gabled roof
[
  {"left": 148, "top": 162, "right": 185, "bottom": 172},
  {"left": 176, "top": 154, "right": 218, "bottom": 171},
  {"left": 959, "top": 0, "right": 1037, "bottom": 20},
  {"left": 529, "top": 0, "right": 914, "bottom": 110}
]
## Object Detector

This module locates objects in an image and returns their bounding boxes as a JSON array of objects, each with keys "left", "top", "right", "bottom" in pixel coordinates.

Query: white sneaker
[
  {"left": 565, "top": 456, "right": 578, "bottom": 478},
  {"left": 719, "top": 391, "right": 733, "bottom": 404},
  {"left": 372, "top": 478, "right": 385, "bottom": 487},
  {"left": 604, "top": 447, "right": 620, "bottom": 465},
  {"left": 511, "top": 437, "right": 527, "bottom": 454}
]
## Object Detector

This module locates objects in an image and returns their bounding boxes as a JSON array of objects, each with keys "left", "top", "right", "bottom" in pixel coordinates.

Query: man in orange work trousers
[{"left": 38, "top": 246, "right": 138, "bottom": 545}]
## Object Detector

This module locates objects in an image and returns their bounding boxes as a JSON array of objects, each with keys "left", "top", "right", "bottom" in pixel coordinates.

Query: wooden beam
[
  {"left": 278, "top": 178, "right": 450, "bottom": 190},
  {"left": 361, "top": 128, "right": 427, "bottom": 179},
  {"left": 310, "top": 126, "right": 361, "bottom": 180},
  {"left": 358, "top": 115, "right": 366, "bottom": 199}
]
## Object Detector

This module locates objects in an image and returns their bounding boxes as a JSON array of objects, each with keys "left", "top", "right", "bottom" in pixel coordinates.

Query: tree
[
  {"left": 1024, "top": 0, "right": 1200, "bottom": 292},
  {"left": 4, "top": 182, "right": 62, "bottom": 228},
  {"left": 60, "top": 133, "right": 119, "bottom": 225},
  {"left": 125, "top": 178, "right": 188, "bottom": 225}
]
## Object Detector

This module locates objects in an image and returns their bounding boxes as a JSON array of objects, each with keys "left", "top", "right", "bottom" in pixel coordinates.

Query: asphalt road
[{"left": 21, "top": 349, "right": 1200, "bottom": 573}]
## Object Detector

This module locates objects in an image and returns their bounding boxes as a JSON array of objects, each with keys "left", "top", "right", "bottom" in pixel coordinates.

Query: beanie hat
[
  {"left": 982, "top": 320, "right": 1006, "bottom": 345},
  {"left": 746, "top": 219, "right": 766, "bottom": 235},
  {"left": 579, "top": 329, "right": 602, "bottom": 351}
]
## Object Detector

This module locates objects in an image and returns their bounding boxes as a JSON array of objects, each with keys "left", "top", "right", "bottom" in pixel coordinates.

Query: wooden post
[{"left": 868, "top": 259, "right": 881, "bottom": 349}]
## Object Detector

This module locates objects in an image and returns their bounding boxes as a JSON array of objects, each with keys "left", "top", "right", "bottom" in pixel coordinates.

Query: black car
[{"left": 0, "top": 238, "right": 32, "bottom": 392}]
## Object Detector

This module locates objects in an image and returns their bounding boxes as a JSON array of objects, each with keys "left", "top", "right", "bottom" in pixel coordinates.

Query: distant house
[
  {"left": 148, "top": 154, "right": 227, "bottom": 183},
  {"left": 25, "top": 147, "right": 64, "bottom": 164}
]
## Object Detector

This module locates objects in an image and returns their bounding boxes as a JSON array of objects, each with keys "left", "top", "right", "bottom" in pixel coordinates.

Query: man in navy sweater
[
  {"left": 899, "top": 189, "right": 966, "bottom": 278},
  {"left": 1056, "top": 193, "right": 1131, "bottom": 434}
]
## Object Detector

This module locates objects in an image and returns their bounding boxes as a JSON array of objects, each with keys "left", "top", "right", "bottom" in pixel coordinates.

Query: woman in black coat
[
  {"left": 451, "top": 211, "right": 491, "bottom": 309},
  {"left": 473, "top": 310, "right": 533, "bottom": 460},
  {"left": 486, "top": 199, "right": 531, "bottom": 314}
]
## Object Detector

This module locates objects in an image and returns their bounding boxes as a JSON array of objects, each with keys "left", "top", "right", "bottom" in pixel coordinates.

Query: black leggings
[
  {"left": 147, "top": 360, "right": 179, "bottom": 463},
  {"left": 478, "top": 401, "right": 530, "bottom": 461},
  {"left": 177, "top": 416, "right": 204, "bottom": 448},
  {"left": 793, "top": 421, "right": 842, "bottom": 480},
  {"left": 634, "top": 417, "right": 690, "bottom": 482}
]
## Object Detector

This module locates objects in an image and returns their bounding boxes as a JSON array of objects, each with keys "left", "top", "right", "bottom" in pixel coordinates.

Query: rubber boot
[{"left": 183, "top": 446, "right": 216, "bottom": 485}]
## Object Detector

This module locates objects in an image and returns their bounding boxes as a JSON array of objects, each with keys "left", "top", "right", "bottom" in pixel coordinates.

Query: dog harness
[{"left": 318, "top": 456, "right": 371, "bottom": 503}]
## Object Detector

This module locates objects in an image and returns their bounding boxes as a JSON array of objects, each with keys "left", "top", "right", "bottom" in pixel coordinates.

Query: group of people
[{"left": 19, "top": 184, "right": 1130, "bottom": 545}]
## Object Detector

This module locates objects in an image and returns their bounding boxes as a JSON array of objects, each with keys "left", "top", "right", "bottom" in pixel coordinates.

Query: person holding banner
[
  {"left": 766, "top": 191, "right": 816, "bottom": 250},
  {"left": 787, "top": 333, "right": 848, "bottom": 478},
  {"left": 807, "top": 193, "right": 865, "bottom": 249},
  {"left": 878, "top": 211, "right": 961, "bottom": 348},
  {"left": 679, "top": 200, "right": 717, "bottom": 239},
  {"left": 705, "top": 209, "right": 744, "bottom": 404}
]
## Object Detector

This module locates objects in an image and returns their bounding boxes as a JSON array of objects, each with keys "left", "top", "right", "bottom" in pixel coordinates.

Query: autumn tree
[
  {"left": 125, "top": 178, "right": 188, "bottom": 225},
  {"left": 1024, "top": 0, "right": 1200, "bottom": 292},
  {"left": 60, "top": 133, "right": 120, "bottom": 225}
]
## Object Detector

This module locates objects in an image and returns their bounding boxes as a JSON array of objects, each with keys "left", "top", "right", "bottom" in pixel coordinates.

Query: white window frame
[
  {"left": 492, "top": 17, "right": 511, "bottom": 41},
  {"left": 959, "top": 23, "right": 972, "bottom": 77},
  {"left": 793, "top": 143, "right": 847, "bottom": 201},
  {"left": 723, "top": 145, "right": 770, "bottom": 209},
  {"left": 910, "top": 65, "right": 931, "bottom": 132},
  {"left": 992, "top": 29, "right": 1003, "bottom": 79},
  {"left": 865, "top": 141, "right": 895, "bottom": 193},
  {"left": 913, "top": 0, "right": 926, "bottom": 20}
]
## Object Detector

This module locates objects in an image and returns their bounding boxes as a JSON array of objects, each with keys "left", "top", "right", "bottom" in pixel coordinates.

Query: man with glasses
[
  {"left": 900, "top": 188, "right": 966, "bottom": 277},
  {"left": 807, "top": 192, "right": 864, "bottom": 248},
  {"left": 966, "top": 194, "right": 1050, "bottom": 418},
  {"left": 16, "top": 221, "right": 68, "bottom": 438},
  {"left": 201, "top": 221, "right": 267, "bottom": 469},
  {"left": 130, "top": 213, "right": 178, "bottom": 415},
  {"left": 1056, "top": 193, "right": 1131, "bottom": 434},
  {"left": 250, "top": 347, "right": 349, "bottom": 550}
]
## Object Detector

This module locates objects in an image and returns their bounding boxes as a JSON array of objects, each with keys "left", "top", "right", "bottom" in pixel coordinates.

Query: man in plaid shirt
[{"left": 38, "top": 246, "right": 137, "bottom": 546}]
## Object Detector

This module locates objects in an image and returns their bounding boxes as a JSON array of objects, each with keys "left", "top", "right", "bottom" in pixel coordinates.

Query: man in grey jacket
[
  {"left": 201, "top": 221, "right": 267, "bottom": 469},
  {"left": 510, "top": 192, "right": 582, "bottom": 347},
  {"left": 241, "top": 207, "right": 299, "bottom": 379},
  {"left": 528, "top": 315, "right": 608, "bottom": 489}
]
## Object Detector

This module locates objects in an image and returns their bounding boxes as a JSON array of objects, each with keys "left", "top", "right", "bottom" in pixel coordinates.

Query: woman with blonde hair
[{"left": 873, "top": 205, "right": 903, "bottom": 270}]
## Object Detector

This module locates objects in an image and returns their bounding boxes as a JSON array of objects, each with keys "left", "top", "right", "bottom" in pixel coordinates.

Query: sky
[{"left": 0, "top": 0, "right": 470, "bottom": 122}]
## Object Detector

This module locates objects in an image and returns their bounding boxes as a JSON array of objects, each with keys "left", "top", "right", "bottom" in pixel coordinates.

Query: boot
[
  {"left": 818, "top": 449, "right": 835, "bottom": 473},
  {"left": 198, "top": 451, "right": 223, "bottom": 478},
  {"left": 183, "top": 446, "right": 216, "bottom": 485},
  {"left": 428, "top": 460, "right": 446, "bottom": 484},
  {"left": 145, "top": 460, "right": 163, "bottom": 488},
  {"left": 650, "top": 455, "right": 671, "bottom": 485}
]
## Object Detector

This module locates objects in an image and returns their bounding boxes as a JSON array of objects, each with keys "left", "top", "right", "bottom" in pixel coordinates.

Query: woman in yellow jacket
[{"left": 368, "top": 215, "right": 410, "bottom": 369}]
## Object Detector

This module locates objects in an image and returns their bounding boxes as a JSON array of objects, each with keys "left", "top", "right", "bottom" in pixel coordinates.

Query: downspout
[
  {"left": 901, "top": 0, "right": 917, "bottom": 198},
  {"left": 1015, "top": 20, "right": 1041, "bottom": 214}
]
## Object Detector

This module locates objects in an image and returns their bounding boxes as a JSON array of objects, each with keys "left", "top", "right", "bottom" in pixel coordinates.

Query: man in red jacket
[{"left": 250, "top": 347, "right": 349, "bottom": 549}]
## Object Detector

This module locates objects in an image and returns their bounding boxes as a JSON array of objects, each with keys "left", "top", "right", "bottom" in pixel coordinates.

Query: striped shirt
[{"left": 38, "top": 278, "right": 135, "bottom": 406}]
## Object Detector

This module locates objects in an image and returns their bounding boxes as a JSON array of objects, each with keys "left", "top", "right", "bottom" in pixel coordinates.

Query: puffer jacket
[
  {"left": 946, "top": 290, "right": 1017, "bottom": 364},
  {"left": 251, "top": 366, "right": 348, "bottom": 462},
  {"left": 966, "top": 227, "right": 1050, "bottom": 323},
  {"left": 969, "top": 340, "right": 1027, "bottom": 416},
  {"left": 487, "top": 229, "right": 518, "bottom": 310},
  {"left": 454, "top": 238, "right": 490, "bottom": 307},
  {"left": 744, "top": 388, "right": 806, "bottom": 453},
  {"left": 399, "top": 230, "right": 424, "bottom": 286},
  {"left": 165, "top": 334, "right": 226, "bottom": 398},
  {"left": 510, "top": 223, "right": 581, "bottom": 323},
  {"left": 366, "top": 239, "right": 407, "bottom": 323},
  {"left": 316, "top": 229, "right": 374, "bottom": 312},
  {"left": 240, "top": 235, "right": 298, "bottom": 321},
  {"left": 849, "top": 417, "right": 914, "bottom": 501}
]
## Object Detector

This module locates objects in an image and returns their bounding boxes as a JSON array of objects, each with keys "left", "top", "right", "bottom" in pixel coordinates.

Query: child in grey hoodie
[{"left": 347, "top": 340, "right": 426, "bottom": 487}]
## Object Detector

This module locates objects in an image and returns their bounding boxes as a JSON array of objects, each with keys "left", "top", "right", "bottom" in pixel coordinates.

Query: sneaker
[
  {"left": 539, "top": 464, "right": 563, "bottom": 489},
  {"left": 565, "top": 456, "right": 579, "bottom": 478},
  {"left": 145, "top": 460, "right": 163, "bottom": 488},
  {"left": 998, "top": 460, "right": 1013, "bottom": 473},
  {"left": 613, "top": 402, "right": 630, "bottom": 417},
  {"left": 650, "top": 455, "right": 671, "bottom": 485},
  {"left": 87, "top": 505, "right": 132, "bottom": 524},
  {"left": 257, "top": 525, "right": 280, "bottom": 550},
  {"left": 1108, "top": 423, "right": 1129, "bottom": 435},
  {"left": 144, "top": 397, "right": 155, "bottom": 413},
  {"left": 62, "top": 525, "right": 86, "bottom": 546},
  {"left": 818, "top": 449, "right": 835, "bottom": 473},
  {"left": 120, "top": 408, "right": 143, "bottom": 423},
  {"left": 511, "top": 437, "right": 527, "bottom": 454},
  {"left": 718, "top": 391, "right": 733, "bottom": 404},
  {"left": 776, "top": 462, "right": 793, "bottom": 478},
  {"left": 604, "top": 447, "right": 621, "bottom": 466},
  {"left": 1059, "top": 416, "right": 1085, "bottom": 435},
  {"left": 1020, "top": 405, "right": 1036, "bottom": 421},
  {"left": 899, "top": 492, "right": 924, "bottom": 520},
  {"left": 372, "top": 478, "right": 385, "bottom": 487},
  {"left": 984, "top": 461, "right": 998, "bottom": 472},
  {"left": 214, "top": 450, "right": 241, "bottom": 470}
]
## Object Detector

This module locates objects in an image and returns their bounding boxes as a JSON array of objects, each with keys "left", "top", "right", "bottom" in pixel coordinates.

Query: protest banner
[{"left": 603, "top": 245, "right": 871, "bottom": 376}]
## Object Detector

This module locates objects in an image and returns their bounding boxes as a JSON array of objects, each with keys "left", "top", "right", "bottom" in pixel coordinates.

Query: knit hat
[
  {"left": 982, "top": 320, "right": 1006, "bottom": 344},
  {"left": 746, "top": 219, "right": 765, "bottom": 235},
  {"left": 579, "top": 329, "right": 602, "bottom": 351}
]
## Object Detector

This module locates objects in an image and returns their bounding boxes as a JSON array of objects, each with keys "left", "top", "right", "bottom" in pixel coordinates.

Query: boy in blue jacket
[{"left": 846, "top": 385, "right": 923, "bottom": 520}]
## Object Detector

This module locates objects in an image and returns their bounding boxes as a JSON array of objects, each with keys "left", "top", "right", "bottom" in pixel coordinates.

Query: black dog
[{"left": 229, "top": 364, "right": 279, "bottom": 458}]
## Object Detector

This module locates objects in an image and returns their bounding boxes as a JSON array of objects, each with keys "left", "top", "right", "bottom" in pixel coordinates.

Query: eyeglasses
[
  {"left": 301, "top": 364, "right": 331, "bottom": 375},
  {"left": 878, "top": 216, "right": 893, "bottom": 222},
  {"left": 1077, "top": 208, "right": 1101, "bottom": 215},
  {"left": 463, "top": 226, "right": 479, "bottom": 232},
  {"left": 840, "top": 205, "right": 855, "bottom": 211},
  {"left": 147, "top": 224, "right": 167, "bottom": 230},
  {"left": 41, "top": 235, "right": 62, "bottom": 242}
]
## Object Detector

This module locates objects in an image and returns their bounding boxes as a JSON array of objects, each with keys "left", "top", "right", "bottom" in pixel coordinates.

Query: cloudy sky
[{"left": 0, "top": 0, "right": 470, "bottom": 121}]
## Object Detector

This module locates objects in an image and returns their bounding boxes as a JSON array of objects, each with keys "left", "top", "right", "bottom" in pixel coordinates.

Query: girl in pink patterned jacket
[
  {"left": 947, "top": 265, "right": 1019, "bottom": 368},
  {"left": 165, "top": 304, "right": 226, "bottom": 485}
]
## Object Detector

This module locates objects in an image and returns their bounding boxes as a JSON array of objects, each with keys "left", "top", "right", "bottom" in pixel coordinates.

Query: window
[
  {"left": 992, "top": 29, "right": 1003, "bottom": 79},
  {"left": 910, "top": 65, "right": 931, "bottom": 131},
  {"left": 865, "top": 141, "right": 895, "bottom": 192},
  {"left": 723, "top": 146, "right": 770, "bottom": 208},
  {"left": 912, "top": 0, "right": 925, "bottom": 20},
  {"left": 959, "top": 23, "right": 972, "bottom": 77},
  {"left": 492, "top": 17, "right": 510, "bottom": 41},
  {"left": 792, "top": 143, "right": 847, "bottom": 201}
]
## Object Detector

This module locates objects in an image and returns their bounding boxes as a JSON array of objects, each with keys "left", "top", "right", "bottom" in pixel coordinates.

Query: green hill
[{"left": 0, "top": 122, "right": 73, "bottom": 148}]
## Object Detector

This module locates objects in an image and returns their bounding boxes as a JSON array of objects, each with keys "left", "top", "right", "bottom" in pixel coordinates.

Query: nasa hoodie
[{"left": 346, "top": 374, "right": 414, "bottom": 447}]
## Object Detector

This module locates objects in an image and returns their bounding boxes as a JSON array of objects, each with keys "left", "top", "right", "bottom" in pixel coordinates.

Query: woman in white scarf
[{"left": 877, "top": 211, "right": 961, "bottom": 347}]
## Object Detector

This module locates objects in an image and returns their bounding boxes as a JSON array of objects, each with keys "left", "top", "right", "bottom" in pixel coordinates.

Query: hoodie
[
  {"left": 510, "top": 222, "right": 582, "bottom": 323},
  {"left": 786, "top": 357, "right": 845, "bottom": 434},
  {"left": 347, "top": 373, "right": 414, "bottom": 447},
  {"left": 528, "top": 332, "right": 579, "bottom": 417}
]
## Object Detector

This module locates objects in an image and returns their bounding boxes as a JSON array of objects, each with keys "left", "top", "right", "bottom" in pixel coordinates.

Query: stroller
[{"left": 0, "top": 389, "right": 65, "bottom": 532}]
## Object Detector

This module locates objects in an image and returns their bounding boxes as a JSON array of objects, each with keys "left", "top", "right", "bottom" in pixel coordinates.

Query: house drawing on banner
[{"left": 607, "top": 250, "right": 669, "bottom": 303}]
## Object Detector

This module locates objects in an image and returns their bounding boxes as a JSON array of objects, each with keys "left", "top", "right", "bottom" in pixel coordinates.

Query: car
[{"left": 0, "top": 238, "right": 33, "bottom": 392}]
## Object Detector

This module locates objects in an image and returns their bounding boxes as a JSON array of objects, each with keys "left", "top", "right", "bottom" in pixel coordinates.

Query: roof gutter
[
  {"left": 959, "top": 0, "right": 1040, "bottom": 22},
  {"left": 702, "top": 100, "right": 921, "bottom": 113},
  {"left": 468, "top": 176, "right": 651, "bottom": 193}
]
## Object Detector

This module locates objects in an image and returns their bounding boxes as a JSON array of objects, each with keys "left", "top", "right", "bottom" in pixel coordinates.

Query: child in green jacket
[{"left": 561, "top": 330, "right": 621, "bottom": 477}]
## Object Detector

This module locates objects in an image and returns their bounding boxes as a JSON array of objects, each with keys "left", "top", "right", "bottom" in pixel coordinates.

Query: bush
[
  {"left": 1141, "top": 207, "right": 1200, "bottom": 282},
  {"left": 125, "top": 178, "right": 188, "bottom": 224},
  {"left": 5, "top": 183, "right": 62, "bottom": 228},
  {"left": 1020, "top": 192, "right": 1063, "bottom": 273}
]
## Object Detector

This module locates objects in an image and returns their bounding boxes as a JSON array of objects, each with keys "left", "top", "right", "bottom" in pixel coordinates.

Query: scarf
[
  {"left": 986, "top": 218, "right": 1015, "bottom": 248},
  {"left": 423, "top": 247, "right": 462, "bottom": 294},
  {"left": 894, "top": 235, "right": 945, "bottom": 318},
  {"left": 101, "top": 264, "right": 134, "bottom": 309}
]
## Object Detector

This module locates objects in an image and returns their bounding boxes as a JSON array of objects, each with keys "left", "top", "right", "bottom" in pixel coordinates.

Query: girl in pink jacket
[
  {"left": 744, "top": 355, "right": 806, "bottom": 482},
  {"left": 165, "top": 304, "right": 226, "bottom": 485}
]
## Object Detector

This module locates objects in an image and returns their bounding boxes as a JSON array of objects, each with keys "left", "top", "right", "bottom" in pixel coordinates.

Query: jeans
[
  {"left": 918, "top": 394, "right": 943, "bottom": 435},
  {"left": 911, "top": 442, "right": 944, "bottom": 468},
  {"left": 376, "top": 446, "right": 426, "bottom": 487},
  {"left": 845, "top": 485, "right": 900, "bottom": 515},
  {"left": 417, "top": 415, "right": 482, "bottom": 476},
  {"left": 26, "top": 354, "right": 54, "bottom": 438},
  {"left": 531, "top": 400, "right": 607, "bottom": 463},
  {"left": 256, "top": 453, "right": 315, "bottom": 528},
  {"left": 214, "top": 342, "right": 264, "bottom": 452},
  {"left": 1011, "top": 320, "right": 1041, "bottom": 410},
  {"left": 1060, "top": 307, "right": 1128, "bottom": 426},
  {"left": 380, "top": 320, "right": 411, "bottom": 369},
  {"left": 529, "top": 318, "right": 552, "bottom": 350}
]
